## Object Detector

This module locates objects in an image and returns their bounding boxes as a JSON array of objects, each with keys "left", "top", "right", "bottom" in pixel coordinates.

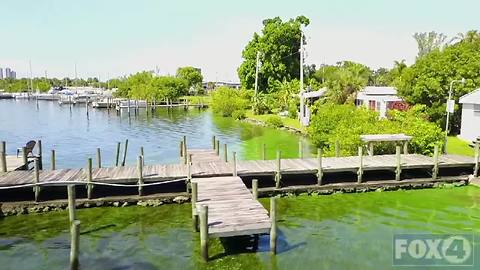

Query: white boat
[
  {"left": 34, "top": 93, "right": 59, "bottom": 101},
  {"left": 92, "top": 98, "right": 115, "bottom": 108},
  {"left": 13, "top": 93, "right": 32, "bottom": 99},
  {"left": 58, "top": 95, "right": 76, "bottom": 105},
  {"left": 117, "top": 100, "right": 147, "bottom": 108}
]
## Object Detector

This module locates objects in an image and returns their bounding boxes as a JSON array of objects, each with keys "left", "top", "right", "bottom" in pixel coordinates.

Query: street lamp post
[{"left": 444, "top": 78, "right": 465, "bottom": 153}]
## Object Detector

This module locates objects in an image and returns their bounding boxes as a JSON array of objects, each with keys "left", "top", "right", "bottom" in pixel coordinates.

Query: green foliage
[
  {"left": 238, "top": 16, "right": 310, "bottom": 92},
  {"left": 308, "top": 103, "right": 443, "bottom": 156},
  {"left": 232, "top": 110, "right": 246, "bottom": 120},
  {"left": 176, "top": 67, "right": 203, "bottom": 89},
  {"left": 395, "top": 32, "right": 480, "bottom": 132},
  {"left": 211, "top": 87, "right": 248, "bottom": 117},
  {"left": 265, "top": 115, "right": 284, "bottom": 128}
]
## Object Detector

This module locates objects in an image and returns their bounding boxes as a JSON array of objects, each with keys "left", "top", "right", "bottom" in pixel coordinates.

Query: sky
[{"left": 0, "top": 0, "right": 479, "bottom": 82}]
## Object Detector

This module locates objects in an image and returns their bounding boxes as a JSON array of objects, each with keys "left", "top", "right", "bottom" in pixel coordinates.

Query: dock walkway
[{"left": 0, "top": 154, "right": 476, "bottom": 187}]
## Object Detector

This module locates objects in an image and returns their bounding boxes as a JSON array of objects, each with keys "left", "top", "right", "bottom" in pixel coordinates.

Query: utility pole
[
  {"left": 444, "top": 78, "right": 465, "bottom": 153},
  {"left": 299, "top": 28, "right": 305, "bottom": 125},
  {"left": 254, "top": 51, "right": 261, "bottom": 112}
]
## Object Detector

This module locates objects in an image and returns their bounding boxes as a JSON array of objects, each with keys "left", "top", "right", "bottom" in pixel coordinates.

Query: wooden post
[
  {"left": 395, "top": 145, "right": 402, "bottom": 181},
  {"left": 357, "top": 147, "right": 363, "bottom": 183},
  {"left": 22, "top": 146, "right": 27, "bottom": 170},
  {"left": 70, "top": 220, "right": 80, "bottom": 270},
  {"left": 368, "top": 142, "right": 374, "bottom": 156},
  {"left": 51, "top": 149, "right": 56, "bottom": 170},
  {"left": 96, "top": 148, "right": 101, "bottom": 168},
  {"left": 317, "top": 148, "right": 323, "bottom": 185},
  {"left": 121, "top": 139, "right": 128, "bottom": 166},
  {"left": 269, "top": 197, "right": 277, "bottom": 254},
  {"left": 275, "top": 150, "right": 281, "bottom": 189},
  {"left": 299, "top": 140, "right": 303, "bottom": 159},
  {"left": 252, "top": 179, "right": 258, "bottom": 200},
  {"left": 224, "top": 143, "right": 228, "bottom": 162},
  {"left": 212, "top": 135, "right": 216, "bottom": 150},
  {"left": 115, "top": 142, "right": 121, "bottom": 166},
  {"left": 37, "top": 139, "right": 43, "bottom": 170},
  {"left": 232, "top": 151, "right": 237, "bottom": 176},
  {"left": 86, "top": 158, "right": 93, "bottom": 199},
  {"left": 191, "top": 182, "right": 198, "bottom": 231},
  {"left": 183, "top": 141, "right": 188, "bottom": 165},
  {"left": 403, "top": 141, "right": 409, "bottom": 155},
  {"left": 215, "top": 140, "right": 220, "bottom": 156},
  {"left": 34, "top": 158, "right": 41, "bottom": 202},
  {"left": 335, "top": 140, "right": 340, "bottom": 157},
  {"left": 140, "top": 146, "right": 144, "bottom": 165},
  {"left": 262, "top": 143, "right": 266, "bottom": 160},
  {"left": 67, "top": 185, "right": 76, "bottom": 223},
  {"left": 432, "top": 145, "right": 439, "bottom": 180},
  {"left": 199, "top": 205, "right": 209, "bottom": 261},
  {"left": 180, "top": 141, "right": 184, "bottom": 158},
  {"left": 187, "top": 154, "right": 192, "bottom": 192},
  {"left": 138, "top": 155, "right": 144, "bottom": 196},
  {"left": 0, "top": 141, "right": 6, "bottom": 173},
  {"left": 474, "top": 140, "right": 479, "bottom": 177}
]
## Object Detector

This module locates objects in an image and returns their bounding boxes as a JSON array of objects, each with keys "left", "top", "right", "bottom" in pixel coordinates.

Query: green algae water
[{"left": 1, "top": 186, "right": 479, "bottom": 269}]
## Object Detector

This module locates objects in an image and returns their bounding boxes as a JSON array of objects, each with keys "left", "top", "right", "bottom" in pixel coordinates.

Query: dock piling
[
  {"left": 187, "top": 154, "right": 192, "bottom": 192},
  {"left": 262, "top": 143, "right": 266, "bottom": 160},
  {"left": 51, "top": 150, "right": 56, "bottom": 170},
  {"left": 180, "top": 141, "right": 184, "bottom": 158},
  {"left": 224, "top": 143, "right": 228, "bottom": 162},
  {"left": 96, "top": 148, "right": 101, "bottom": 168},
  {"left": 269, "top": 197, "right": 277, "bottom": 254},
  {"left": 37, "top": 140, "right": 43, "bottom": 170},
  {"left": 395, "top": 145, "right": 402, "bottom": 181},
  {"left": 299, "top": 140, "right": 303, "bottom": 159},
  {"left": 1, "top": 141, "right": 6, "bottom": 173},
  {"left": 115, "top": 142, "right": 121, "bottom": 166},
  {"left": 199, "top": 205, "right": 209, "bottom": 261},
  {"left": 138, "top": 155, "right": 144, "bottom": 196},
  {"left": 432, "top": 145, "right": 439, "bottom": 179},
  {"left": 67, "top": 185, "right": 76, "bottom": 223},
  {"left": 22, "top": 147, "right": 27, "bottom": 170},
  {"left": 357, "top": 147, "right": 363, "bottom": 183},
  {"left": 70, "top": 220, "right": 80, "bottom": 270},
  {"left": 212, "top": 135, "right": 216, "bottom": 150},
  {"left": 215, "top": 140, "right": 220, "bottom": 156},
  {"left": 275, "top": 150, "right": 282, "bottom": 188},
  {"left": 252, "top": 179, "right": 258, "bottom": 200},
  {"left": 232, "top": 151, "right": 237, "bottom": 176},
  {"left": 335, "top": 139, "right": 340, "bottom": 157},
  {"left": 191, "top": 182, "right": 198, "bottom": 231},
  {"left": 121, "top": 139, "right": 128, "bottom": 167},
  {"left": 34, "top": 158, "right": 41, "bottom": 202},
  {"left": 86, "top": 158, "right": 93, "bottom": 199},
  {"left": 317, "top": 148, "right": 323, "bottom": 185}
]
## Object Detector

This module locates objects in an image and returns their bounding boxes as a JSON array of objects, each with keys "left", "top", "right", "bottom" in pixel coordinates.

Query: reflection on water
[
  {"left": 0, "top": 187, "right": 479, "bottom": 269},
  {"left": 0, "top": 100, "right": 310, "bottom": 169}
]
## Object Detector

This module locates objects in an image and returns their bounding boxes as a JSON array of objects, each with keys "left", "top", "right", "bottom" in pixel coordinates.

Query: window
[{"left": 474, "top": 104, "right": 480, "bottom": 112}]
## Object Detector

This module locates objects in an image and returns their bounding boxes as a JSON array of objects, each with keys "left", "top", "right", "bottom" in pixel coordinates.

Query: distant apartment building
[{"left": 3, "top": 68, "right": 16, "bottom": 79}]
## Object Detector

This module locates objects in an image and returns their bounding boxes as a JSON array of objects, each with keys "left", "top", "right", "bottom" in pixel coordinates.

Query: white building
[
  {"left": 459, "top": 88, "right": 480, "bottom": 142},
  {"left": 299, "top": 87, "right": 326, "bottom": 126},
  {"left": 355, "top": 86, "right": 405, "bottom": 118}
]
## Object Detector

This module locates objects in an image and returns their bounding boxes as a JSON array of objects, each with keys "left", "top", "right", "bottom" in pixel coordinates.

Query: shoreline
[{"left": 0, "top": 175, "right": 474, "bottom": 217}]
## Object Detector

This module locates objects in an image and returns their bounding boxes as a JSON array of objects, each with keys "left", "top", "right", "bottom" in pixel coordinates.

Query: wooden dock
[
  {"left": 0, "top": 154, "right": 476, "bottom": 187},
  {"left": 192, "top": 176, "right": 271, "bottom": 237}
]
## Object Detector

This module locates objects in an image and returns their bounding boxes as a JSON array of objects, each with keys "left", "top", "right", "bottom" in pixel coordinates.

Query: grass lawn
[
  {"left": 447, "top": 136, "right": 475, "bottom": 156},
  {"left": 245, "top": 110, "right": 305, "bottom": 132}
]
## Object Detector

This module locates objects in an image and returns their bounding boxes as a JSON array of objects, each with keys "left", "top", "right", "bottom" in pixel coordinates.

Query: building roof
[
  {"left": 302, "top": 87, "right": 326, "bottom": 99},
  {"left": 459, "top": 88, "right": 480, "bottom": 104},
  {"left": 359, "top": 86, "right": 397, "bottom": 96}
]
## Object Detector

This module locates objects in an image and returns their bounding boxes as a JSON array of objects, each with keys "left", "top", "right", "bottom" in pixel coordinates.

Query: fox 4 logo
[{"left": 393, "top": 234, "right": 474, "bottom": 266}]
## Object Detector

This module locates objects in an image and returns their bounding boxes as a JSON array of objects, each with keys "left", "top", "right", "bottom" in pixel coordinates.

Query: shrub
[
  {"left": 307, "top": 103, "right": 443, "bottom": 156},
  {"left": 265, "top": 115, "right": 284, "bottom": 128},
  {"left": 232, "top": 110, "right": 246, "bottom": 120},
  {"left": 210, "top": 87, "right": 248, "bottom": 117}
]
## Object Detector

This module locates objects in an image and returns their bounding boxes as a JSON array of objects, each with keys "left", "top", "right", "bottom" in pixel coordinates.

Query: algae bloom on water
[{"left": 0, "top": 186, "right": 479, "bottom": 269}]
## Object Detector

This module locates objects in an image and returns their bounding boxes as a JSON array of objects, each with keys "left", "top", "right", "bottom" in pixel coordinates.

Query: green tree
[
  {"left": 211, "top": 87, "right": 248, "bottom": 117},
  {"left": 323, "top": 61, "right": 371, "bottom": 104},
  {"left": 413, "top": 31, "right": 448, "bottom": 59},
  {"left": 396, "top": 31, "right": 480, "bottom": 133},
  {"left": 150, "top": 76, "right": 188, "bottom": 101},
  {"left": 176, "top": 67, "right": 203, "bottom": 89},
  {"left": 237, "top": 16, "right": 310, "bottom": 92}
]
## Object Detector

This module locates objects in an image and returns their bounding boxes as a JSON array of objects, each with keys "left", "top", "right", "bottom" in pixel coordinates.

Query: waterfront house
[
  {"left": 355, "top": 86, "right": 405, "bottom": 118},
  {"left": 459, "top": 88, "right": 480, "bottom": 143}
]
